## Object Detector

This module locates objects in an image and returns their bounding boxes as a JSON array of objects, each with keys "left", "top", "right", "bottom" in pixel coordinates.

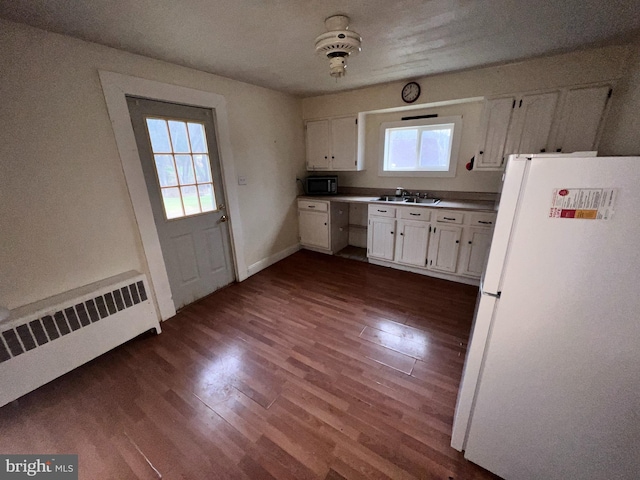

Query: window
[
  {"left": 145, "top": 118, "right": 216, "bottom": 219},
  {"left": 380, "top": 116, "right": 462, "bottom": 177}
]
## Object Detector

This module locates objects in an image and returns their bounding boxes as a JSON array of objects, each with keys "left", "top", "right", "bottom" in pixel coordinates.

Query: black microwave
[{"left": 305, "top": 175, "right": 338, "bottom": 195}]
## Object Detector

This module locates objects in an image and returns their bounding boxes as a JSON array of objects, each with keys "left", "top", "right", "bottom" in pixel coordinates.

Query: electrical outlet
[{"left": 238, "top": 175, "right": 247, "bottom": 185}]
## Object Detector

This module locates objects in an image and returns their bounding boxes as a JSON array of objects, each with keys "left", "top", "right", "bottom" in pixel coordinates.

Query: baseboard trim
[
  {"left": 246, "top": 244, "right": 301, "bottom": 277},
  {"left": 368, "top": 258, "right": 480, "bottom": 286}
]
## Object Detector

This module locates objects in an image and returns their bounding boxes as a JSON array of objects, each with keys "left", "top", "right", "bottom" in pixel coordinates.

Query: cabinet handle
[
  {"left": 478, "top": 220, "right": 492, "bottom": 225},
  {"left": 324, "top": 223, "right": 327, "bottom": 226},
  {"left": 556, "top": 148, "right": 562, "bottom": 152},
  {"left": 390, "top": 231, "right": 394, "bottom": 235},
  {"left": 479, "top": 150, "right": 484, "bottom": 155},
  {"left": 400, "top": 232, "right": 404, "bottom": 236},
  {"left": 540, "top": 148, "right": 546, "bottom": 153},
  {"left": 443, "top": 217, "right": 456, "bottom": 221},
  {"left": 456, "top": 240, "right": 460, "bottom": 244},
  {"left": 332, "top": 156, "right": 335, "bottom": 159},
  {"left": 308, "top": 205, "right": 315, "bottom": 208},
  {"left": 409, "top": 213, "right": 420, "bottom": 216},
  {"left": 468, "top": 241, "right": 472, "bottom": 244},
  {"left": 324, "top": 156, "right": 328, "bottom": 159},
  {"left": 377, "top": 210, "right": 387, "bottom": 213}
]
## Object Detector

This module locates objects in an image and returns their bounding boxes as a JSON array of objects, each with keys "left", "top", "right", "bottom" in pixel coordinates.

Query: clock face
[{"left": 402, "top": 82, "right": 421, "bottom": 103}]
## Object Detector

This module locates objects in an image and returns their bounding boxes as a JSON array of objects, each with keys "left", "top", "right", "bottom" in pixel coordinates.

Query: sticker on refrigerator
[{"left": 549, "top": 188, "right": 616, "bottom": 220}]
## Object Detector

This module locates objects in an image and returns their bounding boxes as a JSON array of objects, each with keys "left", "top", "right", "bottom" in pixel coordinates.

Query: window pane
[
  {"left": 161, "top": 187, "right": 184, "bottom": 219},
  {"left": 419, "top": 127, "right": 453, "bottom": 170},
  {"left": 193, "top": 154, "right": 212, "bottom": 183},
  {"left": 181, "top": 186, "right": 200, "bottom": 215},
  {"left": 175, "top": 155, "right": 196, "bottom": 184},
  {"left": 188, "top": 123, "right": 208, "bottom": 153},
  {"left": 387, "top": 129, "right": 418, "bottom": 169},
  {"left": 198, "top": 184, "right": 215, "bottom": 212},
  {"left": 154, "top": 155, "right": 178, "bottom": 187},
  {"left": 168, "top": 121, "right": 191, "bottom": 153},
  {"left": 146, "top": 119, "right": 171, "bottom": 153}
]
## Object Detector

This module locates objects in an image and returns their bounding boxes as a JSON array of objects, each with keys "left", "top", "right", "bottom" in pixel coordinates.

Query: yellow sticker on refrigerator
[{"left": 549, "top": 188, "right": 616, "bottom": 220}]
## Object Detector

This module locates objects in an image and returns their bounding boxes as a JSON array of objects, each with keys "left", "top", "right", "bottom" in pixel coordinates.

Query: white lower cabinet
[
  {"left": 395, "top": 220, "right": 430, "bottom": 267},
  {"left": 299, "top": 209, "right": 329, "bottom": 249},
  {"left": 298, "top": 199, "right": 348, "bottom": 253},
  {"left": 428, "top": 224, "right": 462, "bottom": 273},
  {"left": 460, "top": 227, "right": 494, "bottom": 277},
  {"left": 367, "top": 204, "right": 496, "bottom": 284}
]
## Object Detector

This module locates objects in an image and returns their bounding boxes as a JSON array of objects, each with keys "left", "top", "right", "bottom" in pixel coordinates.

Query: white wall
[
  {"left": 303, "top": 45, "right": 631, "bottom": 193},
  {"left": 0, "top": 20, "right": 305, "bottom": 310},
  {"left": 600, "top": 40, "right": 640, "bottom": 156},
  {"left": 340, "top": 101, "right": 504, "bottom": 192}
]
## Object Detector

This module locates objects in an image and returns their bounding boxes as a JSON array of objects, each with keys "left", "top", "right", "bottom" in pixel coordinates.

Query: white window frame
[{"left": 379, "top": 115, "right": 463, "bottom": 177}]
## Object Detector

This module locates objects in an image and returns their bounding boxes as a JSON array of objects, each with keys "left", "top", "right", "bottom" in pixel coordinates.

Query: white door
[
  {"left": 367, "top": 217, "right": 396, "bottom": 261},
  {"left": 298, "top": 210, "right": 329, "bottom": 249},
  {"left": 305, "top": 120, "right": 330, "bottom": 170},
  {"left": 330, "top": 116, "right": 357, "bottom": 170},
  {"left": 395, "top": 220, "right": 430, "bottom": 267},
  {"left": 475, "top": 97, "right": 516, "bottom": 170},
  {"left": 127, "top": 97, "right": 235, "bottom": 310},
  {"left": 428, "top": 224, "right": 462, "bottom": 273}
]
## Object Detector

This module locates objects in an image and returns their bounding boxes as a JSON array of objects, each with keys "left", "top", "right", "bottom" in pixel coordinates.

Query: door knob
[{"left": 220, "top": 215, "right": 228, "bottom": 223}]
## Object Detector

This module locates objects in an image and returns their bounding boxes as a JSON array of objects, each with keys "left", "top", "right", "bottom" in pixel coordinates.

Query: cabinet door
[
  {"left": 299, "top": 210, "right": 329, "bottom": 249},
  {"left": 506, "top": 92, "right": 559, "bottom": 155},
  {"left": 551, "top": 85, "right": 611, "bottom": 153},
  {"left": 330, "top": 116, "right": 357, "bottom": 170},
  {"left": 428, "top": 224, "right": 462, "bottom": 273},
  {"left": 305, "top": 120, "right": 330, "bottom": 170},
  {"left": 395, "top": 220, "right": 430, "bottom": 267},
  {"left": 475, "top": 97, "right": 516, "bottom": 170},
  {"left": 460, "top": 227, "right": 494, "bottom": 278},
  {"left": 367, "top": 216, "right": 396, "bottom": 261}
]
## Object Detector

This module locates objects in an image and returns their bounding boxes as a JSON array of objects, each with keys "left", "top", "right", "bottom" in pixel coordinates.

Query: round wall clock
[{"left": 401, "top": 82, "right": 421, "bottom": 103}]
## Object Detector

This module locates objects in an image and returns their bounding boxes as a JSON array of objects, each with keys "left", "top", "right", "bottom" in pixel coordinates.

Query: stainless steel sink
[
  {"left": 377, "top": 196, "right": 406, "bottom": 202},
  {"left": 403, "top": 197, "right": 441, "bottom": 205},
  {"left": 377, "top": 196, "right": 441, "bottom": 205}
]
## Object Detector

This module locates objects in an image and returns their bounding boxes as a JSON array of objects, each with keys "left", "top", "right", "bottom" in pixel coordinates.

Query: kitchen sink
[
  {"left": 377, "top": 196, "right": 441, "bottom": 205},
  {"left": 403, "top": 197, "right": 441, "bottom": 205},
  {"left": 377, "top": 196, "right": 406, "bottom": 202}
]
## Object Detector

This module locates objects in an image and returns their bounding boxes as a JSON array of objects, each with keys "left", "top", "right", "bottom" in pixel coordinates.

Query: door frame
[{"left": 99, "top": 71, "right": 247, "bottom": 321}]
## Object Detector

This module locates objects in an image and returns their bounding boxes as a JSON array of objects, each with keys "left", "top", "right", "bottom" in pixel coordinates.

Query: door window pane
[
  {"left": 193, "top": 155, "right": 212, "bottom": 183},
  {"left": 188, "top": 123, "right": 208, "bottom": 153},
  {"left": 180, "top": 186, "right": 200, "bottom": 215},
  {"left": 168, "top": 120, "right": 190, "bottom": 153},
  {"left": 154, "top": 155, "right": 178, "bottom": 187},
  {"left": 161, "top": 188, "right": 184, "bottom": 219},
  {"left": 198, "top": 184, "right": 215, "bottom": 212},
  {"left": 175, "top": 155, "right": 196, "bottom": 184},
  {"left": 145, "top": 118, "right": 218, "bottom": 220},
  {"left": 146, "top": 119, "right": 172, "bottom": 153}
]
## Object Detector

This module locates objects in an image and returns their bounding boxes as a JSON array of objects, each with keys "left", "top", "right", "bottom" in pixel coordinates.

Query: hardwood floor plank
[{"left": 0, "top": 250, "right": 500, "bottom": 479}]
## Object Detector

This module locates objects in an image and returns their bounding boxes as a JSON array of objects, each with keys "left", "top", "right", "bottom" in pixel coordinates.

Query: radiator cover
[{"left": 0, "top": 271, "right": 161, "bottom": 406}]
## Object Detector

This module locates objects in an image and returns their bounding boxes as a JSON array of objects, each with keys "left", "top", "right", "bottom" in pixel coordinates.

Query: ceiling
[{"left": 1, "top": 0, "right": 639, "bottom": 97}]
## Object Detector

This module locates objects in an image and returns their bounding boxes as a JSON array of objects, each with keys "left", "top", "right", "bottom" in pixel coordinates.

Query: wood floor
[{"left": 0, "top": 250, "right": 500, "bottom": 480}]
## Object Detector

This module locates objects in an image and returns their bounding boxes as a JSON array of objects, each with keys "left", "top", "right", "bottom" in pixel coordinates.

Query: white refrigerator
[{"left": 451, "top": 154, "right": 640, "bottom": 480}]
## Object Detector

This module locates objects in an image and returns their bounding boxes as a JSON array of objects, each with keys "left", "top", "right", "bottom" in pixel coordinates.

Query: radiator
[{"left": 0, "top": 271, "right": 161, "bottom": 406}]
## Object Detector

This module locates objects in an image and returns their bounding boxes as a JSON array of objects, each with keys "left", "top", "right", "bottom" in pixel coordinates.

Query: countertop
[{"left": 299, "top": 195, "right": 498, "bottom": 212}]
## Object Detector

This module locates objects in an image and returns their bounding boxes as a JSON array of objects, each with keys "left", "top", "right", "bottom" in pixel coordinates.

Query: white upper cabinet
[
  {"left": 305, "top": 120, "right": 330, "bottom": 170},
  {"left": 475, "top": 83, "right": 612, "bottom": 170},
  {"left": 306, "top": 116, "right": 361, "bottom": 171},
  {"left": 475, "top": 97, "right": 516, "bottom": 170},
  {"left": 550, "top": 85, "right": 612, "bottom": 154},
  {"left": 506, "top": 91, "right": 559, "bottom": 156}
]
